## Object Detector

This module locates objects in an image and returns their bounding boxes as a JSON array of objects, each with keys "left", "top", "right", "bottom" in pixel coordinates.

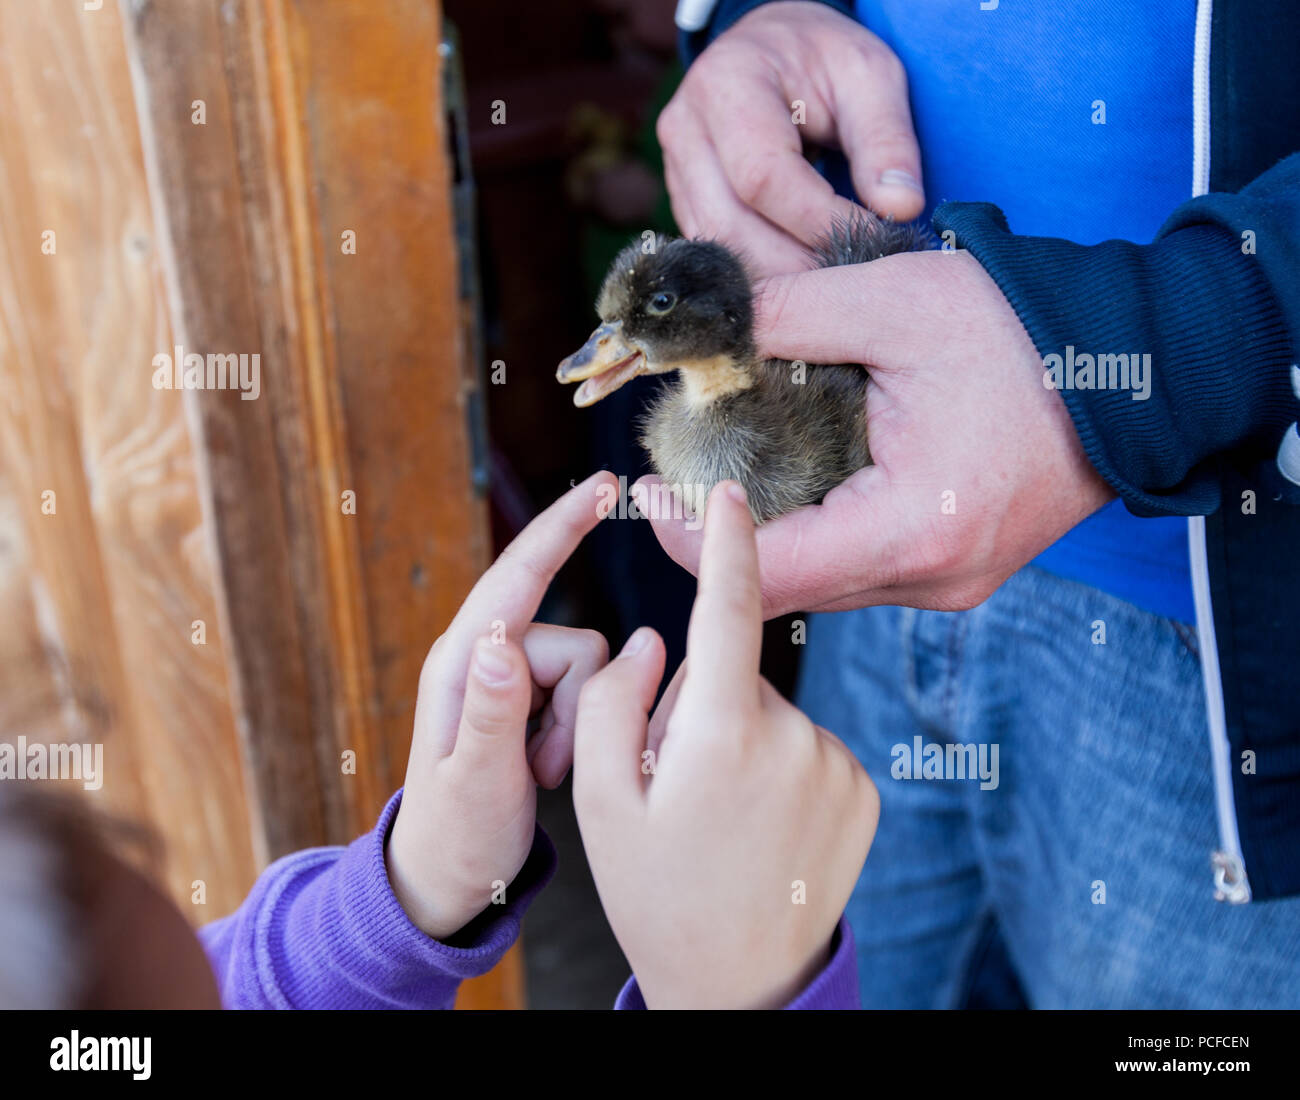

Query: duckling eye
[{"left": 646, "top": 291, "right": 677, "bottom": 316}]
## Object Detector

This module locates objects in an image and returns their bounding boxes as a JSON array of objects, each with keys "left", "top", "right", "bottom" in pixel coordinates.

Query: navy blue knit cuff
[{"left": 934, "top": 201, "right": 1296, "bottom": 517}]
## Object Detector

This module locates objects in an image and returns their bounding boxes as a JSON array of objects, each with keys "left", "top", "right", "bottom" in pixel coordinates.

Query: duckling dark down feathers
[{"left": 557, "top": 208, "right": 933, "bottom": 522}]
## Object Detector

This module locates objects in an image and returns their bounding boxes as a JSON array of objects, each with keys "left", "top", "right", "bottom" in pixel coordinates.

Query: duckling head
[{"left": 557, "top": 236, "right": 755, "bottom": 407}]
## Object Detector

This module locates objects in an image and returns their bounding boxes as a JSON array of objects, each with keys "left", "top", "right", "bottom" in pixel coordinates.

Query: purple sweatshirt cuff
[
  {"left": 201, "top": 789, "right": 556, "bottom": 1009},
  {"left": 613, "top": 916, "right": 860, "bottom": 1010}
]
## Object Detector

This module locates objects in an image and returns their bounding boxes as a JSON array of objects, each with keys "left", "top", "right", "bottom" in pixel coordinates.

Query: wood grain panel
[
  {"left": 119, "top": 0, "right": 515, "bottom": 1004},
  {"left": 280, "top": 0, "right": 492, "bottom": 815},
  {"left": 122, "top": 0, "right": 335, "bottom": 859},
  {"left": 121, "top": 0, "right": 492, "bottom": 839},
  {"left": 1, "top": 0, "right": 517, "bottom": 1007},
  {"left": 0, "top": 0, "right": 256, "bottom": 914}
]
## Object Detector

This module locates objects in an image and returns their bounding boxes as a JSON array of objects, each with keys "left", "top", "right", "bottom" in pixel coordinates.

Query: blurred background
[{"left": 0, "top": 0, "right": 806, "bottom": 1009}]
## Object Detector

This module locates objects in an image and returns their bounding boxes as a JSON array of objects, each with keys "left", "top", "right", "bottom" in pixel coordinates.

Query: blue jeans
[{"left": 795, "top": 566, "right": 1300, "bottom": 1008}]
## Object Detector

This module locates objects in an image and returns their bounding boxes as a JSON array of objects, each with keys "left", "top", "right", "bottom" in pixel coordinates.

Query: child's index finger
[
  {"left": 451, "top": 470, "right": 617, "bottom": 641},
  {"left": 683, "top": 481, "right": 764, "bottom": 707}
]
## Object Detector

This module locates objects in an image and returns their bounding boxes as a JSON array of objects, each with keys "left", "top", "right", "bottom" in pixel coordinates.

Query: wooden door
[{"left": 0, "top": 0, "right": 519, "bottom": 1009}]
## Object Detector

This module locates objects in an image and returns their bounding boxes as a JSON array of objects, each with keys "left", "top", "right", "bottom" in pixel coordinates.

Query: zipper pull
[{"left": 1212, "top": 850, "right": 1251, "bottom": 904}]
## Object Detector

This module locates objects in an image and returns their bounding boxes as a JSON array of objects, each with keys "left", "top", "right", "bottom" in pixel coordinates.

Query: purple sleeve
[
  {"left": 613, "top": 917, "right": 861, "bottom": 1010},
  {"left": 199, "top": 789, "right": 556, "bottom": 1009}
]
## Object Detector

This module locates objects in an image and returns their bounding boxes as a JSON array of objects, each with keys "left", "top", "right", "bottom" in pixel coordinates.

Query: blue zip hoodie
[{"left": 678, "top": 0, "right": 1300, "bottom": 901}]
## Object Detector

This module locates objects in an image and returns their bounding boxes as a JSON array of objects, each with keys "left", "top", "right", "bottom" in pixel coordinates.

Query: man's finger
[
  {"left": 573, "top": 627, "right": 665, "bottom": 812},
  {"left": 642, "top": 467, "right": 917, "bottom": 619},
  {"left": 753, "top": 465, "right": 921, "bottom": 616},
  {"left": 704, "top": 76, "right": 865, "bottom": 250},
  {"left": 662, "top": 109, "right": 813, "bottom": 277},
  {"left": 637, "top": 475, "right": 705, "bottom": 575},
  {"left": 832, "top": 51, "right": 925, "bottom": 220},
  {"left": 753, "top": 251, "right": 939, "bottom": 366},
  {"left": 681, "top": 482, "right": 763, "bottom": 708}
]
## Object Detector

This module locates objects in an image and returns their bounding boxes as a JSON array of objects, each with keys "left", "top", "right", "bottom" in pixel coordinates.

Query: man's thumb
[
  {"left": 636, "top": 476, "right": 704, "bottom": 578},
  {"left": 454, "top": 637, "right": 532, "bottom": 764},
  {"left": 753, "top": 254, "right": 932, "bottom": 367}
]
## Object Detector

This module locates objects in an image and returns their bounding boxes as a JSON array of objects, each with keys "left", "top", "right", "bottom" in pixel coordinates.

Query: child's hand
[
  {"left": 573, "top": 481, "right": 880, "bottom": 1008},
  {"left": 387, "top": 472, "right": 616, "bottom": 939}
]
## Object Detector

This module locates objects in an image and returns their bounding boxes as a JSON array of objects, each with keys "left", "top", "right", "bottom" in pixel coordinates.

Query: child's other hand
[
  {"left": 387, "top": 472, "right": 616, "bottom": 939},
  {"left": 573, "top": 481, "right": 880, "bottom": 1008}
]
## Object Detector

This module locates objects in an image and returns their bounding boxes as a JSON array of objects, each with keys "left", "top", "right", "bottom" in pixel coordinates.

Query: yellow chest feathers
[{"left": 677, "top": 355, "right": 753, "bottom": 407}]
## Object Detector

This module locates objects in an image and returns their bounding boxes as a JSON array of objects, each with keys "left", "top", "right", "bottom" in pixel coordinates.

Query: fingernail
[
  {"left": 473, "top": 640, "right": 513, "bottom": 685},
  {"left": 725, "top": 481, "right": 747, "bottom": 507},
  {"left": 618, "top": 627, "right": 651, "bottom": 659},
  {"left": 879, "top": 168, "right": 923, "bottom": 192}
]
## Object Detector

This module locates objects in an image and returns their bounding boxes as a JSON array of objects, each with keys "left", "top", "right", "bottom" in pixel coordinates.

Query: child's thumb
[{"left": 453, "top": 637, "right": 532, "bottom": 768}]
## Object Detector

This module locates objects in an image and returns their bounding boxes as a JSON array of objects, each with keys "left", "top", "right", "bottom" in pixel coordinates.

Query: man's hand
[
  {"left": 643, "top": 251, "right": 1114, "bottom": 617},
  {"left": 573, "top": 481, "right": 879, "bottom": 1009},
  {"left": 659, "top": 1, "right": 924, "bottom": 277},
  {"left": 387, "top": 472, "right": 615, "bottom": 939}
]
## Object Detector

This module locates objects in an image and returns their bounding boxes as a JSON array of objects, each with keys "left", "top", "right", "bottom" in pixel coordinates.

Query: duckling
[{"left": 556, "top": 207, "right": 933, "bottom": 522}]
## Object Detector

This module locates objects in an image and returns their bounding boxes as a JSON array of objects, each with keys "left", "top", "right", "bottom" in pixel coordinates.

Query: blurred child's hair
[{"left": 0, "top": 784, "right": 162, "bottom": 1008}]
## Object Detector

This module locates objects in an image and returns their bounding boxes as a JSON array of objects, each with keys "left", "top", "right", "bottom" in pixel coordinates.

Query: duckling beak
[{"left": 556, "top": 321, "right": 647, "bottom": 407}]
